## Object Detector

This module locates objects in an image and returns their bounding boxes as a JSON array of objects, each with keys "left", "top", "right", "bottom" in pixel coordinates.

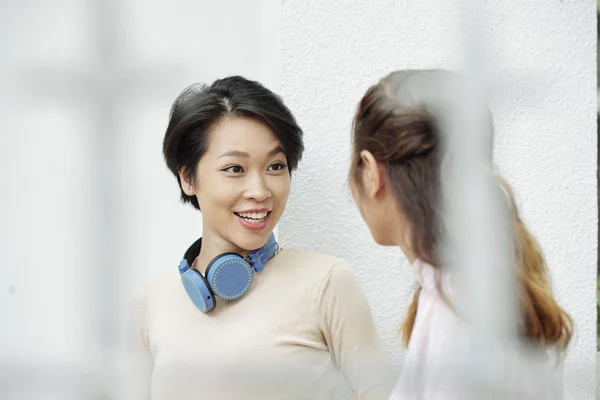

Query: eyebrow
[{"left": 218, "top": 146, "right": 285, "bottom": 159}]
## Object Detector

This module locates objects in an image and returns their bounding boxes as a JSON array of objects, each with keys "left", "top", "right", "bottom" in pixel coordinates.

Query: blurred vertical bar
[
  {"left": 0, "top": 0, "right": 106, "bottom": 398},
  {"left": 440, "top": 0, "right": 518, "bottom": 397},
  {"left": 87, "top": 0, "right": 123, "bottom": 397},
  {"left": 259, "top": 0, "right": 282, "bottom": 240}
]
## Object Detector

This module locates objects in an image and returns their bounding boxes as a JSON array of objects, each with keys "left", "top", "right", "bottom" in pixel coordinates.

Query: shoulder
[
  {"left": 129, "top": 267, "right": 181, "bottom": 306},
  {"left": 275, "top": 247, "right": 363, "bottom": 299},
  {"left": 275, "top": 247, "right": 355, "bottom": 280},
  {"left": 277, "top": 247, "right": 344, "bottom": 265}
]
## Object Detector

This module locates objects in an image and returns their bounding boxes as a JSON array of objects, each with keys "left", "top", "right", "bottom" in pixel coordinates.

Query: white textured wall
[{"left": 280, "top": 1, "right": 597, "bottom": 399}]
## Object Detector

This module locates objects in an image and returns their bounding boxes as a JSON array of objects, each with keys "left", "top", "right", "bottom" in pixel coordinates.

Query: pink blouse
[{"left": 389, "top": 259, "right": 564, "bottom": 399}]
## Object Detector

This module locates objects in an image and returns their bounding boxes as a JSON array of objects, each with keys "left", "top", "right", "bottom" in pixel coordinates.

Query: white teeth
[{"left": 237, "top": 211, "right": 269, "bottom": 221}]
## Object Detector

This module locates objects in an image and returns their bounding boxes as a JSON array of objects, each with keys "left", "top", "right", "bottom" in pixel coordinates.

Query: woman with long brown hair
[{"left": 348, "top": 69, "right": 573, "bottom": 398}]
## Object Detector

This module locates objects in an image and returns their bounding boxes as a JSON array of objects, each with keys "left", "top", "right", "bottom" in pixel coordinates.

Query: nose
[{"left": 243, "top": 173, "right": 272, "bottom": 202}]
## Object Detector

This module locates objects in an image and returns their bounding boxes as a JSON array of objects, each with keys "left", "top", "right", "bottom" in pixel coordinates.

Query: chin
[
  {"left": 373, "top": 237, "right": 387, "bottom": 246},
  {"left": 371, "top": 231, "right": 395, "bottom": 246},
  {"left": 231, "top": 229, "right": 274, "bottom": 252}
]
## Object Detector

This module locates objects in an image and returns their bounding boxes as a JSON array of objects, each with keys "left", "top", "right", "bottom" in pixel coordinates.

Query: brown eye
[
  {"left": 223, "top": 165, "right": 243, "bottom": 173},
  {"left": 268, "top": 163, "right": 287, "bottom": 172}
]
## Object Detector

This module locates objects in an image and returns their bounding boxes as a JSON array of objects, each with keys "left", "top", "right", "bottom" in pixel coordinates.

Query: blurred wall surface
[
  {"left": 0, "top": 1, "right": 280, "bottom": 398},
  {"left": 0, "top": 1, "right": 596, "bottom": 399}
]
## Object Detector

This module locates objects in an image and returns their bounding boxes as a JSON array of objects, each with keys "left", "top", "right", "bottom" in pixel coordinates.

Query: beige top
[{"left": 126, "top": 247, "right": 395, "bottom": 400}]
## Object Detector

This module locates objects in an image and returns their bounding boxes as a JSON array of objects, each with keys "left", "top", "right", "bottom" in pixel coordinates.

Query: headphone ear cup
[
  {"left": 181, "top": 269, "right": 216, "bottom": 313},
  {"left": 206, "top": 253, "right": 254, "bottom": 300}
]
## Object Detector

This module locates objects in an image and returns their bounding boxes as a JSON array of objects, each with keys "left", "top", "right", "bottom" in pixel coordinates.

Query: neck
[
  {"left": 391, "top": 219, "right": 417, "bottom": 264},
  {"left": 400, "top": 244, "right": 418, "bottom": 265},
  {"left": 193, "top": 232, "right": 249, "bottom": 274}
]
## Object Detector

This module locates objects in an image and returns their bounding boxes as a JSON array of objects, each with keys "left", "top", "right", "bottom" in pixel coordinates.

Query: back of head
[{"left": 351, "top": 69, "right": 572, "bottom": 354}]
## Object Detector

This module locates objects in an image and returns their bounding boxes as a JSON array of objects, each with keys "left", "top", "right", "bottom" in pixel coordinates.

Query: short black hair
[{"left": 162, "top": 76, "right": 304, "bottom": 210}]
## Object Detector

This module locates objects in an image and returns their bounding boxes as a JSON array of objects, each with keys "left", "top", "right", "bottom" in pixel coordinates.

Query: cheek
[
  {"left": 196, "top": 179, "right": 240, "bottom": 212},
  {"left": 351, "top": 191, "right": 369, "bottom": 223},
  {"left": 353, "top": 196, "right": 386, "bottom": 240},
  {"left": 270, "top": 176, "right": 290, "bottom": 203},
  {"left": 349, "top": 185, "right": 359, "bottom": 207},
  {"left": 349, "top": 179, "right": 365, "bottom": 214}
]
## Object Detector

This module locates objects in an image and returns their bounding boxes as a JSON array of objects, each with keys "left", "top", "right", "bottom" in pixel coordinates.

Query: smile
[{"left": 234, "top": 211, "right": 271, "bottom": 223}]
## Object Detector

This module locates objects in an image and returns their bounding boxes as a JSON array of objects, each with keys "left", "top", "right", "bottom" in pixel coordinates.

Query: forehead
[{"left": 207, "top": 117, "right": 280, "bottom": 153}]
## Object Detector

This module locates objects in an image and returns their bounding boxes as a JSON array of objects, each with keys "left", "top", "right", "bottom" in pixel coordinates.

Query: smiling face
[{"left": 180, "top": 116, "right": 290, "bottom": 257}]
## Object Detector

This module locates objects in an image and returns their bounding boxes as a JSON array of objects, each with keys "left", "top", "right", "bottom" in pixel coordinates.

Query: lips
[
  {"left": 234, "top": 209, "right": 271, "bottom": 231},
  {"left": 234, "top": 211, "right": 270, "bottom": 222}
]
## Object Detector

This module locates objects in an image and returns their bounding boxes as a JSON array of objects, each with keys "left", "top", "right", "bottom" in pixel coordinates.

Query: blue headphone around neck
[{"left": 178, "top": 233, "right": 279, "bottom": 312}]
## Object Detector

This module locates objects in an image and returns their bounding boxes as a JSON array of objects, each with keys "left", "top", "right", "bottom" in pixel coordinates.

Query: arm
[
  {"left": 316, "top": 260, "right": 395, "bottom": 399},
  {"left": 125, "top": 288, "right": 153, "bottom": 400}
]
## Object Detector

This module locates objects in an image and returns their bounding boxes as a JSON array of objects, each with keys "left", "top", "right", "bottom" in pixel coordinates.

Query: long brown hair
[{"left": 351, "top": 70, "right": 572, "bottom": 354}]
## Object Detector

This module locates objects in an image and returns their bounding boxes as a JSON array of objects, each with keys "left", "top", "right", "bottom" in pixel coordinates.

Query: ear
[
  {"left": 178, "top": 167, "right": 196, "bottom": 196},
  {"left": 359, "top": 150, "right": 385, "bottom": 198}
]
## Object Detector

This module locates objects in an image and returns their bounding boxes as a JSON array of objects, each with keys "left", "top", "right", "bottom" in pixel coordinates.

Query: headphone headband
[
  {"left": 248, "top": 233, "right": 279, "bottom": 272},
  {"left": 177, "top": 233, "right": 279, "bottom": 312},
  {"left": 178, "top": 233, "right": 279, "bottom": 274}
]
